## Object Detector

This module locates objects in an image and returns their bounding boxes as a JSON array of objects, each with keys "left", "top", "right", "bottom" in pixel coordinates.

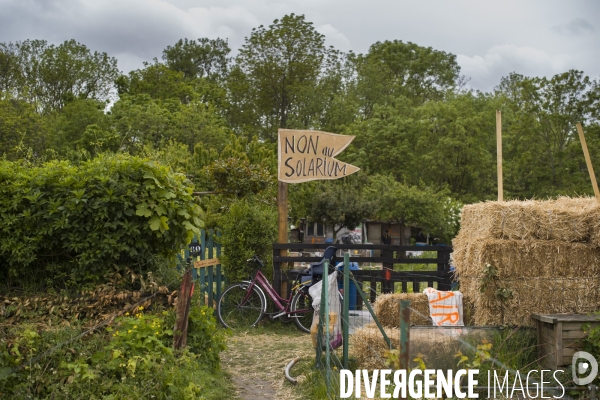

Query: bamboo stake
[
  {"left": 576, "top": 122, "right": 600, "bottom": 202},
  {"left": 496, "top": 110, "right": 503, "bottom": 202}
]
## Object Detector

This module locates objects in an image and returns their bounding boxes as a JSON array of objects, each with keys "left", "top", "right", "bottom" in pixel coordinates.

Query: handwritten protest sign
[{"left": 278, "top": 129, "right": 360, "bottom": 183}]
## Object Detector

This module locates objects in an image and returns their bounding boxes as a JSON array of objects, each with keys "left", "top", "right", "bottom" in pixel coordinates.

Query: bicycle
[{"left": 216, "top": 248, "right": 337, "bottom": 333}]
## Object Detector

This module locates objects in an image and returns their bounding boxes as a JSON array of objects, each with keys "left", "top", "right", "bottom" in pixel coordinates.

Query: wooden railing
[{"left": 272, "top": 243, "right": 453, "bottom": 302}]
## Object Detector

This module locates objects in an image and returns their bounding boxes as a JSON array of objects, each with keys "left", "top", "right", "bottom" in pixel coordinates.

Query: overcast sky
[{"left": 1, "top": 0, "right": 599, "bottom": 92}]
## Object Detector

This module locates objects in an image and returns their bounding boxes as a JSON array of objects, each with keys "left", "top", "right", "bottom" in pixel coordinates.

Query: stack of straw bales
[
  {"left": 373, "top": 293, "right": 431, "bottom": 327},
  {"left": 453, "top": 197, "right": 600, "bottom": 326}
]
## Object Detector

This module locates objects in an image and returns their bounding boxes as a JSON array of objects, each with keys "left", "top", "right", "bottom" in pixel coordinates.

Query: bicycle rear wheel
[
  {"left": 290, "top": 287, "right": 314, "bottom": 333},
  {"left": 217, "top": 282, "right": 266, "bottom": 329}
]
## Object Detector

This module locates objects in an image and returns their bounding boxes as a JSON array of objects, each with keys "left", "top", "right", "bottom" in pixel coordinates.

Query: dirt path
[{"left": 221, "top": 330, "right": 313, "bottom": 400}]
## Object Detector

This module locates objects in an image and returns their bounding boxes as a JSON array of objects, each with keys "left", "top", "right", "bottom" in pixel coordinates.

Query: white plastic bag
[
  {"left": 423, "top": 287, "right": 464, "bottom": 326},
  {"left": 309, "top": 271, "right": 342, "bottom": 349}
]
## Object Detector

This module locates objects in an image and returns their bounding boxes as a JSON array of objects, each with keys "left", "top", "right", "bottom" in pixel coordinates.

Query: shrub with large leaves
[{"left": 0, "top": 154, "right": 203, "bottom": 287}]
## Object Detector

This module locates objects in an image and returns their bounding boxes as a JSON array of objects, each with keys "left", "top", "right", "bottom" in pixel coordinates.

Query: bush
[
  {"left": 0, "top": 153, "right": 203, "bottom": 288},
  {"left": 219, "top": 199, "right": 277, "bottom": 282},
  {"left": 0, "top": 307, "right": 230, "bottom": 399}
]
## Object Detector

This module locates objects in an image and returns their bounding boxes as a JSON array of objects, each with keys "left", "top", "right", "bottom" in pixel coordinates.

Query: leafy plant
[
  {"left": 0, "top": 153, "right": 203, "bottom": 288},
  {"left": 219, "top": 199, "right": 278, "bottom": 282}
]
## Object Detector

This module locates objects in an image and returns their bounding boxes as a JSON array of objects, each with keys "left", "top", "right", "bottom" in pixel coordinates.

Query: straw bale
[
  {"left": 451, "top": 238, "right": 600, "bottom": 279},
  {"left": 460, "top": 277, "right": 600, "bottom": 326},
  {"left": 373, "top": 293, "right": 431, "bottom": 327},
  {"left": 351, "top": 324, "right": 400, "bottom": 370},
  {"left": 457, "top": 197, "right": 600, "bottom": 244},
  {"left": 457, "top": 200, "right": 539, "bottom": 241},
  {"left": 351, "top": 324, "right": 460, "bottom": 370}
]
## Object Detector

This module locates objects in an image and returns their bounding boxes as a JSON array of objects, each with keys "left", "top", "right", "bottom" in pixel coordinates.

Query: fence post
[
  {"left": 199, "top": 268, "right": 206, "bottom": 306},
  {"left": 382, "top": 245, "right": 393, "bottom": 293},
  {"left": 342, "top": 253, "right": 350, "bottom": 369},
  {"left": 174, "top": 270, "right": 193, "bottom": 349},
  {"left": 399, "top": 300, "right": 411, "bottom": 371},
  {"left": 324, "top": 260, "right": 330, "bottom": 397},
  {"left": 207, "top": 230, "right": 214, "bottom": 305},
  {"left": 216, "top": 231, "right": 223, "bottom": 299},
  {"left": 437, "top": 247, "right": 451, "bottom": 291}
]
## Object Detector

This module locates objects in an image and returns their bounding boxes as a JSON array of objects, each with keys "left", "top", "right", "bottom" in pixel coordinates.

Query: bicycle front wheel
[
  {"left": 290, "top": 287, "right": 314, "bottom": 333},
  {"left": 217, "top": 282, "right": 266, "bottom": 329}
]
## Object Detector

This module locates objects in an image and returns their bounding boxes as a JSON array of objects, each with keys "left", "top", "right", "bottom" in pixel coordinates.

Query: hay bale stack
[
  {"left": 453, "top": 196, "right": 600, "bottom": 327},
  {"left": 373, "top": 293, "right": 431, "bottom": 327}
]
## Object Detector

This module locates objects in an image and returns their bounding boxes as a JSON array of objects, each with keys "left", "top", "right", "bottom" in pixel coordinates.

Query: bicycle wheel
[
  {"left": 290, "top": 287, "right": 315, "bottom": 333},
  {"left": 217, "top": 282, "right": 266, "bottom": 329}
]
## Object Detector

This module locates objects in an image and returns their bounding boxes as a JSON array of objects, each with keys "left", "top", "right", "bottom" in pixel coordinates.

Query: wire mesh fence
[{"left": 313, "top": 254, "right": 599, "bottom": 399}]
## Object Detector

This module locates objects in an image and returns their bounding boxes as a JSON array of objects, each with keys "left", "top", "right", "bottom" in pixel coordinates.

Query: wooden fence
[
  {"left": 177, "top": 229, "right": 225, "bottom": 307},
  {"left": 272, "top": 243, "right": 453, "bottom": 304}
]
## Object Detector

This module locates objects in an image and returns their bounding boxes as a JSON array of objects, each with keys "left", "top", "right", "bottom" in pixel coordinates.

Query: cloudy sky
[{"left": 1, "top": 0, "right": 598, "bottom": 92}]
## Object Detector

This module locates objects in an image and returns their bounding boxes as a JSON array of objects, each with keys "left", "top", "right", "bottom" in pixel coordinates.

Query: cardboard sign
[
  {"left": 278, "top": 129, "right": 360, "bottom": 183},
  {"left": 193, "top": 258, "right": 220, "bottom": 269}
]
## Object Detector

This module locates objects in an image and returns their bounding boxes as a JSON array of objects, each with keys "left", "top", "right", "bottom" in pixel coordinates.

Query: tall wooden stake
[
  {"left": 173, "top": 270, "right": 193, "bottom": 349},
  {"left": 576, "top": 123, "right": 600, "bottom": 203},
  {"left": 496, "top": 110, "right": 503, "bottom": 202},
  {"left": 276, "top": 181, "right": 288, "bottom": 296},
  {"left": 278, "top": 181, "right": 288, "bottom": 244}
]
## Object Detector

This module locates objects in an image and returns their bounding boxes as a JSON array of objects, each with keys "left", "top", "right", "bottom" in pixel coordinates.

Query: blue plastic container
[{"left": 336, "top": 261, "right": 359, "bottom": 310}]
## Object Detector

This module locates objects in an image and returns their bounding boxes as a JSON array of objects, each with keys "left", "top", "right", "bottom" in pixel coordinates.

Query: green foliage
[
  {"left": 583, "top": 314, "right": 600, "bottom": 384},
  {"left": 219, "top": 199, "right": 278, "bottom": 282},
  {"left": 0, "top": 153, "right": 203, "bottom": 288},
  {"left": 230, "top": 13, "right": 337, "bottom": 141},
  {"left": 49, "top": 98, "right": 118, "bottom": 156},
  {"left": 497, "top": 70, "right": 600, "bottom": 198},
  {"left": 204, "top": 157, "right": 275, "bottom": 198},
  {"left": 110, "top": 93, "right": 230, "bottom": 154},
  {"left": 162, "top": 37, "right": 230, "bottom": 81},
  {"left": 0, "top": 308, "right": 230, "bottom": 399},
  {"left": 365, "top": 175, "right": 462, "bottom": 242},
  {"left": 186, "top": 304, "right": 228, "bottom": 371},
  {"left": 0, "top": 97, "right": 48, "bottom": 159},
  {"left": 353, "top": 39, "right": 461, "bottom": 116},
  {"left": 303, "top": 175, "right": 373, "bottom": 237},
  {"left": 1, "top": 39, "right": 119, "bottom": 113}
]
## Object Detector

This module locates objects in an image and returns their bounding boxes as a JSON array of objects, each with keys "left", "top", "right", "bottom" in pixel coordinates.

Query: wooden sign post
[
  {"left": 275, "top": 129, "right": 360, "bottom": 295},
  {"left": 496, "top": 110, "right": 503, "bottom": 202},
  {"left": 576, "top": 122, "right": 600, "bottom": 203}
]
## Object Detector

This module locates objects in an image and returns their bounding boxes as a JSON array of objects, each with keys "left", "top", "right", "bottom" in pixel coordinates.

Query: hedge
[{"left": 0, "top": 154, "right": 203, "bottom": 286}]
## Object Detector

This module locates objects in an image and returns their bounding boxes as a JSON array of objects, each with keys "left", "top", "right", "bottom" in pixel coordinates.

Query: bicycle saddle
[{"left": 310, "top": 246, "right": 337, "bottom": 282}]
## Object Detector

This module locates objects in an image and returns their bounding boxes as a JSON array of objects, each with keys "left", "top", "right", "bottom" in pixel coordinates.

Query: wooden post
[
  {"left": 576, "top": 123, "right": 600, "bottom": 202},
  {"left": 275, "top": 181, "right": 288, "bottom": 296},
  {"left": 496, "top": 110, "right": 503, "bottom": 202},
  {"left": 174, "top": 270, "right": 193, "bottom": 349},
  {"left": 399, "top": 300, "right": 411, "bottom": 371}
]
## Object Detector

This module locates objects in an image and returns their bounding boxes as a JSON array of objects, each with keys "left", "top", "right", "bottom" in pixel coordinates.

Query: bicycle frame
[{"left": 245, "top": 268, "right": 310, "bottom": 317}]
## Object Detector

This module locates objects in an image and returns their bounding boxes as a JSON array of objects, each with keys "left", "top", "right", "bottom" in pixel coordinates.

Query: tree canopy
[{"left": 2, "top": 14, "right": 600, "bottom": 243}]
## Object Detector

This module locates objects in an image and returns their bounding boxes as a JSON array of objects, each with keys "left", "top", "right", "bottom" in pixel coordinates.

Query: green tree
[
  {"left": 162, "top": 38, "right": 230, "bottom": 81},
  {"left": 230, "top": 14, "right": 336, "bottom": 141},
  {"left": 116, "top": 62, "right": 196, "bottom": 104},
  {"left": 353, "top": 40, "right": 461, "bottom": 118},
  {"left": 48, "top": 98, "right": 113, "bottom": 155},
  {"left": 2, "top": 39, "right": 119, "bottom": 113},
  {"left": 497, "top": 70, "right": 600, "bottom": 198},
  {"left": 304, "top": 176, "right": 373, "bottom": 238},
  {"left": 0, "top": 97, "right": 48, "bottom": 159},
  {"left": 366, "top": 175, "right": 461, "bottom": 243},
  {"left": 0, "top": 42, "right": 20, "bottom": 96}
]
